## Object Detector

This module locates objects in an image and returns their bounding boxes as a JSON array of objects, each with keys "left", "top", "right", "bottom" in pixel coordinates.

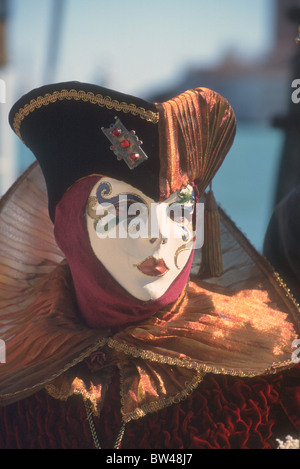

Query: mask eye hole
[{"left": 168, "top": 204, "right": 194, "bottom": 225}]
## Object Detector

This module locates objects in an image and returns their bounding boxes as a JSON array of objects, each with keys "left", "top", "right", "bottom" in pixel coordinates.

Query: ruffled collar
[
  {"left": 0, "top": 163, "right": 299, "bottom": 429},
  {"left": 43, "top": 262, "right": 299, "bottom": 426}
]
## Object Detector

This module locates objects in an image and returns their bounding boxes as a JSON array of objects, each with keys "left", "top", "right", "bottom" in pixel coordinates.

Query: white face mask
[{"left": 86, "top": 177, "right": 196, "bottom": 301}]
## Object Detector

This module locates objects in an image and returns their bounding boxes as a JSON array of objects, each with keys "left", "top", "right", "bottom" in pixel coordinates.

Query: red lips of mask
[
  {"left": 54, "top": 176, "right": 195, "bottom": 330},
  {"left": 136, "top": 257, "right": 169, "bottom": 277}
]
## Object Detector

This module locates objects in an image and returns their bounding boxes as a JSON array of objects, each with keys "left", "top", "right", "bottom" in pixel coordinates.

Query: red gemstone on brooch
[
  {"left": 112, "top": 128, "right": 122, "bottom": 137},
  {"left": 130, "top": 152, "right": 140, "bottom": 161},
  {"left": 120, "top": 140, "right": 130, "bottom": 149}
]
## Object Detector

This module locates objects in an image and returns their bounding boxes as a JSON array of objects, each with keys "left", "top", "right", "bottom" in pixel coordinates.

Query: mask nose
[
  {"left": 149, "top": 236, "right": 168, "bottom": 245},
  {"left": 149, "top": 202, "right": 169, "bottom": 245}
]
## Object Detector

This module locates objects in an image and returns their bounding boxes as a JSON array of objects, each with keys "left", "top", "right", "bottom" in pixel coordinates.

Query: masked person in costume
[
  {"left": 264, "top": 185, "right": 300, "bottom": 305},
  {"left": 0, "top": 82, "right": 299, "bottom": 450}
]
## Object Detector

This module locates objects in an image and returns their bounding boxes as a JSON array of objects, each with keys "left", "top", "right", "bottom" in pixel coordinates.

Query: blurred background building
[
  {"left": 1, "top": 0, "right": 300, "bottom": 252},
  {"left": 151, "top": 0, "right": 297, "bottom": 124}
]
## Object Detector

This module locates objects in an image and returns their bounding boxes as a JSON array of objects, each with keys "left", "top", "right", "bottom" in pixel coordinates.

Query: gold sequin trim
[{"left": 12, "top": 89, "right": 159, "bottom": 141}]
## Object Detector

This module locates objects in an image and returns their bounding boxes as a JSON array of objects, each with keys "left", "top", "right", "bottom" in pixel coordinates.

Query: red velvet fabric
[
  {"left": 0, "top": 369, "right": 299, "bottom": 449},
  {"left": 54, "top": 176, "right": 195, "bottom": 330}
]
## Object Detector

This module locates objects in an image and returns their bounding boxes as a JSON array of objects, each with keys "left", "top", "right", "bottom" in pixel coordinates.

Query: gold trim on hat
[{"left": 12, "top": 88, "right": 159, "bottom": 141}]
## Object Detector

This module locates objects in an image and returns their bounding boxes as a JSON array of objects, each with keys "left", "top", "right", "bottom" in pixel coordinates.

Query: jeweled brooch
[{"left": 101, "top": 117, "right": 148, "bottom": 169}]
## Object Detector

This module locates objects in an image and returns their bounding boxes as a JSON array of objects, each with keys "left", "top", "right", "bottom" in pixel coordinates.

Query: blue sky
[
  {"left": 2, "top": 0, "right": 291, "bottom": 250},
  {"left": 8, "top": 0, "right": 276, "bottom": 98}
]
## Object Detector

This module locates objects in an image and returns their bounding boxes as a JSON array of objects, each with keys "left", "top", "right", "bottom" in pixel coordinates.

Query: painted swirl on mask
[
  {"left": 96, "top": 182, "right": 145, "bottom": 206},
  {"left": 174, "top": 239, "right": 195, "bottom": 269}
]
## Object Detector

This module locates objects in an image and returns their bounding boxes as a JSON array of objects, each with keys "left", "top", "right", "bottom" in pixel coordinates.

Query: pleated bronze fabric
[
  {"left": 0, "top": 163, "right": 299, "bottom": 426},
  {"left": 0, "top": 163, "right": 107, "bottom": 404},
  {"left": 156, "top": 88, "right": 236, "bottom": 200}
]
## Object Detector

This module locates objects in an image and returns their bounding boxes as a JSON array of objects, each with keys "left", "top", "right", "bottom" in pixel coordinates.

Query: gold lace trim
[
  {"left": 107, "top": 338, "right": 296, "bottom": 380},
  {"left": 271, "top": 269, "right": 300, "bottom": 328},
  {"left": 118, "top": 364, "right": 205, "bottom": 424},
  {"left": 83, "top": 368, "right": 205, "bottom": 450},
  {"left": 12, "top": 89, "right": 159, "bottom": 141},
  {"left": 105, "top": 335, "right": 297, "bottom": 425}
]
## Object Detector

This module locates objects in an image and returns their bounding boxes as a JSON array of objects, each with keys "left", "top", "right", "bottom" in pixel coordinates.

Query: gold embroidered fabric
[
  {"left": 12, "top": 89, "right": 159, "bottom": 141},
  {"left": 0, "top": 163, "right": 299, "bottom": 424}
]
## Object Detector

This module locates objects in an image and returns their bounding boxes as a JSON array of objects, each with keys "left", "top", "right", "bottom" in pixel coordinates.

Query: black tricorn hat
[
  {"left": 9, "top": 81, "right": 236, "bottom": 223},
  {"left": 9, "top": 81, "right": 161, "bottom": 221}
]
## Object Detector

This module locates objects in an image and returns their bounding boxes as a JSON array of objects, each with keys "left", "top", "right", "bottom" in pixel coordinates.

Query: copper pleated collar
[{"left": 0, "top": 163, "right": 299, "bottom": 426}]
